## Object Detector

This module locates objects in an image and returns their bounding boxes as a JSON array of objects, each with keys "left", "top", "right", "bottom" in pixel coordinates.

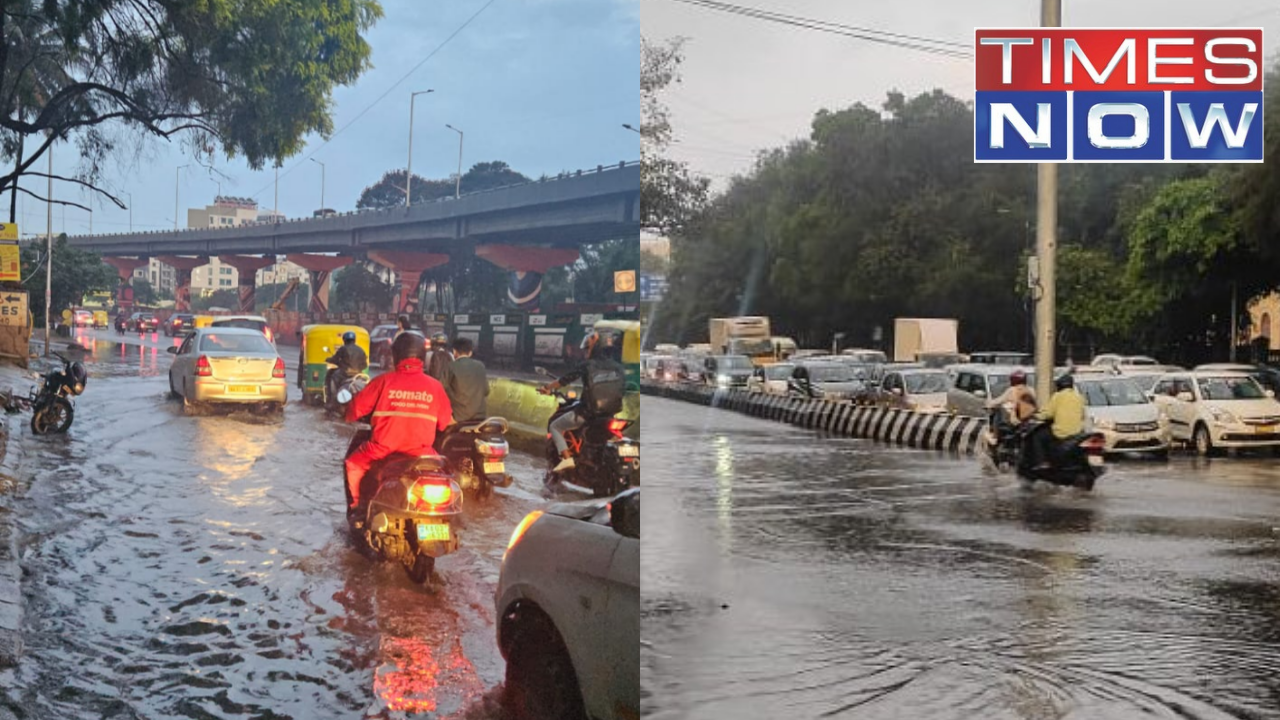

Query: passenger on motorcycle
[
  {"left": 986, "top": 369, "right": 1037, "bottom": 425},
  {"left": 343, "top": 333, "right": 452, "bottom": 517},
  {"left": 426, "top": 332, "right": 453, "bottom": 381},
  {"left": 1030, "top": 373, "right": 1086, "bottom": 469},
  {"left": 538, "top": 329, "right": 627, "bottom": 473},
  {"left": 443, "top": 337, "right": 488, "bottom": 424}
]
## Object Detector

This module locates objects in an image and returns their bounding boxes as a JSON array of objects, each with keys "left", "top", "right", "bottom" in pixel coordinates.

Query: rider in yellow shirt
[{"left": 1032, "top": 373, "right": 1086, "bottom": 468}]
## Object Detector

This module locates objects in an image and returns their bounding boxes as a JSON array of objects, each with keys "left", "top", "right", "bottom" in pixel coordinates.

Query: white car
[
  {"left": 1092, "top": 353, "right": 1159, "bottom": 368},
  {"left": 747, "top": 362, "right": 795, "bottom": 395},
  {"left": 1151, "top": 372, "right": 1280, "bottom": 456},
  {"left": 167, "top": 327, "right": 287, "bottom": 414},
  {"left": 1076, "top": 375, "right": 1170, "bottom": 457},
  {"left": 496, "top": 489, "right": 638, "bottom": 720}
]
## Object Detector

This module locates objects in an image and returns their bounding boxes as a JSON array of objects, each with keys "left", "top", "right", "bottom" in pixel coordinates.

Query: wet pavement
[
  {"left": 0, "top": 329, "right": 585, "bottom": 719},
  {"left": 643, "top": 397, "right": 1280, "bottom": 720}
]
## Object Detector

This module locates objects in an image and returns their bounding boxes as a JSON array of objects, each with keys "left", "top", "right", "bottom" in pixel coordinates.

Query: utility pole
[
  {"left": 125, "top": 191, "right": 133, "bottom": 232},
  {"left": 311, "top": 158, "right": 326, "bottom": 211},
  {"left": 44, "top": 141, "right": 53, "bottom": 356},
  {"left": 1034, "top": 0, "right": 1061, "bottom": 402},
  {"left": 274, "top": 165, "right": 279, "bottom": 219},
  {"left": 175, "top": 164, "right": 189, "bottom": 231},
  {"left": 406, "top": 89, "right": 434, "bottom": 207}
]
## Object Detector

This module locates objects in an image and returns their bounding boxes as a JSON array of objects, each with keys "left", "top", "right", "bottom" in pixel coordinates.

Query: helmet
[
  {"left": 68, "top": 362, "right": 88, "bottom": 395},
  {"left": 1055, "top": 373, "right": 1074, "bottom": 390},
  {"left": 1010, "top": 370, "right": 1027, "bottom": 386},
  {"left": 430, "top": 331, "right": 448, "bottom": 350},
  {"left": 391, "top": 332, "right": 427, "bottom": 365},
  {"left": 342, "top": 331, "right": 357, "bottom": 344},
  {"left": 581, "top": 327, "right": 622, "bottom": 360}
]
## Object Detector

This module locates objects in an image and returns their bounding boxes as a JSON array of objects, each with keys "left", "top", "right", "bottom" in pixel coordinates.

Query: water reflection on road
[{"left": 643, "top": 397, "right": 1280, "bottom": 720}]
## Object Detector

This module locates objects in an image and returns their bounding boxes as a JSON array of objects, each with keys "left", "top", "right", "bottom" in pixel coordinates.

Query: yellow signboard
[
  {"left": 0, "top": 291, "right": 29, "bottom": 327},
  {"left": 0, "top": 243, "right": 19, "bottom": 283},
  {"left": 0, "top": 223, "right": 16, "bottom": 241}
]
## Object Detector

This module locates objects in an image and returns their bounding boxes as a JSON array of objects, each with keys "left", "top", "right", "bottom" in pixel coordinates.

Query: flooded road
[
  {"left": 643, "top": 397, "right": 1280, "bottom": 720},
  {"left": 0, "top": 331, "right": 568, "bottom": 719}
]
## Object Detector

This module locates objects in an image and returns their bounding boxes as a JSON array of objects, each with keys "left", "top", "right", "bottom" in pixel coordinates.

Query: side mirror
[
  {"left": 1267, "top": 389, "right": 1276, "bottom": 399},
  {"left": 166, "top": 346, "right": 178, "bottom": 354},
  {"left": 973, "top": 389, "right": 987, "bottom": 399},
  {"left": 1176, "top": 391, "right": 1194, "bottom": 402},
  {"left": 610, "top": 489, "right": 640, "bottom": 539}
]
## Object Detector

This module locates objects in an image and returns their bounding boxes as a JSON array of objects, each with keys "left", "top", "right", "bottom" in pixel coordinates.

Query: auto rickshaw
[
  {"left": 194, "top": 315, "right": 214, "bottom": 329},
  {"left": 298, "top": 324, "right": 371, "bottom": 406},
  {"left": 92, "top": 310, "right": 109, "bottom": 329},
  {"left": 593, "top": 319, "right": 641, "bottom": 392}
]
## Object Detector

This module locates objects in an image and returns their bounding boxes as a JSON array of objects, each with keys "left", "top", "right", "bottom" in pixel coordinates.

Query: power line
[
  {"left": 247, "top": 0, "right": 502, "bottom": 201},
  {"left": 664, "top": 0, "right": 973, "bottom": 59}
]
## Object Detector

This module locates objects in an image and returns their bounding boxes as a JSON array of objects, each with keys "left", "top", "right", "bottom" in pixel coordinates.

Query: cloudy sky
[
  {"left": 644, "top": 0, "right": 1280, "bottom": 191},
  {"left": 16, "top": 0, "right": 639, "bottom": 238}
]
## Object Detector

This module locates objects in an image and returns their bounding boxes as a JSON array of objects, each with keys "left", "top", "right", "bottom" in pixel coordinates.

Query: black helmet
[
  {"left": 392, "top": 332, "right": 427, "bottom": 365},
  {"left": 342, "top": 331, "right": 357, "bottom": 344},
  {"left": 430, "top": 331, "right": 448, "bottom": 350},
  {"left": 1055, "top": 373, "right": 1074, "bottom": 390},
  {"left": 68, "top": 361, "right": 88, "bottom": 395},
  {"left": 581, "top": 327, "right": 622, "bottom": 360}
]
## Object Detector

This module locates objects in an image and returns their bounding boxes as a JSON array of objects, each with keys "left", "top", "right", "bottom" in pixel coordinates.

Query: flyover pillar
[
  {"left": 285, "top": 254, "right": 353, "bottom": 313},
  {"left": 102, "top": 257, "right": 150, "bottom": 310},
  {"left": 367, "top": 250, "right": 450, "bottom": 314},
  {"left": 155, "top": 256, "right": 209, "bottom": 312},
  {"left": 475, "top": 244, "right": 581, "bottom": 312},
  {"left": 218, "top": 255, "right": 275, "bottom": 313}
]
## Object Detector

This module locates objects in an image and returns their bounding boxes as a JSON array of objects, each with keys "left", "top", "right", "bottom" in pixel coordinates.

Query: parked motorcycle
[
  {"left": 2, "top": 352, "right": 87, "bottom": 435},
  {"left": 536, "top": 369, "right": 639, "bottom": 498},
  {"left": 344, "top": 428, "right": 463, "bottom": 584},
  {"left": 436, "top": 417, "right": 515, "bottom": 499}
]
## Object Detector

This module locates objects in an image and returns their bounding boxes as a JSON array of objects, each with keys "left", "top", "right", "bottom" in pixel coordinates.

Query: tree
[
  {"left": 1, "top": 0, "right": 383, "bottom": 213},
  {"left": 460, "top": 161, "right": 530, "bottom": 192},
  {"left": 192, "top": 289, "right": 239, "bottom": 311},
  {"left": 571, "top": 238, "right": 641, "bottom": 304},
  {"left": 331, "top": 263, "right": 394, "bottom": 312},
  {"left": 640, "top": 36, "right": 710, "bottom": 237},
  {"left": 132, "top": 278, "right": 157, "bottom": 306},
  {"left": 20, "top": 235, "right": 117, "bottom": 323},
  {"left": 356, "top": 161, "right": 531, "bottom": 210}
]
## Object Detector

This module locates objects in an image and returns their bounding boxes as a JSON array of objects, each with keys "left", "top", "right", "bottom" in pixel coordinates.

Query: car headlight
[
  {"left": 716, "top": 374, "right": 731, "bottom": 385},
  {"left": 1208, "top": 406, "right": 1239, "bottom": 425},
  {"left": 1093, "top": 417, "right": 1115, "bottom": 430}
]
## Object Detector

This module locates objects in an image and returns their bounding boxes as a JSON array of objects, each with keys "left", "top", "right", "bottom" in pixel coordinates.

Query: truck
[
  {"left": 709, "top": 316, "right": 775, "bottom": 364},
  {"left": 893, "top": 318, "right": 960, "bottom": 363}
]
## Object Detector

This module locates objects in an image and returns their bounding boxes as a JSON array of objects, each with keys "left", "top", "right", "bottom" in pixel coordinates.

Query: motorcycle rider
[
  {"left": 1030, "top": 373, "right": 1086, "bottom": 469},
  {"left": 325, "top": 331, "right": 369, "bottom": 400},
  {"left": 986, "top": 369, "right": 1037, "bottom": 426},
  {"left": 538, "top": 328, "right": 626, "bottom": 473},
  {"left": 426, "top": 332, "right": 453, "bottom": 381},
  {"left": 344, "top": 333, "right": 452, "bottom": 522},
  {"left": 443, "top": 336, "right": 488, "bottom": 424}
]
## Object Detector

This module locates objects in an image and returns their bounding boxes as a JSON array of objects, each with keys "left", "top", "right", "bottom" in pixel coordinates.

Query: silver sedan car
[{"left": 167, "top": 327, "right": 287, "bottom": 414}]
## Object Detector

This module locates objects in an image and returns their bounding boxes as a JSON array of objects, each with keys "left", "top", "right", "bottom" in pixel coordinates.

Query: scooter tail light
[
  {"left": 272, "top": 357, "right": 286, "bottom": 378},
  {"left": 476, "top": 439, "right": 508, "bottom": 458},
  {"left": 195, "top": 355, "right": 212, "bottom": 377},
  {"left": 1082, "top": 434, "right": 1106, "bottom": 454},
  {"left": 607, "top": 418, "right": 628, "bottom": 438},
  {"left": 408, "top": 477, "right": 454, "bottom": 510}
]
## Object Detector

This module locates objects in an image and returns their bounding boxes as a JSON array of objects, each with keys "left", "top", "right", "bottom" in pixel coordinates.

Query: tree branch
[
  {"left": 16, "top": 172, "right": 126, "bottom": 209},
  {"left": 12, "top": 186, "right": 92, "bottom": 213}
]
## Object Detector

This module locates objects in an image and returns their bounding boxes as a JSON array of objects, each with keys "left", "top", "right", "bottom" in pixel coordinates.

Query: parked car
[
  {"left": 872, "top": 368, "right": 950, "bottom": 412},
  {"left": 792, "top": 361, "right": 867, "bottom": 401},
  {"left": 703, "top": 355, "right": 755, "bottom": 388},
  {"left": 369, "top": 324, "right": 398, "bottom": 367},
  {"left": 164, "top": 313, "right": 196, "bottom": 337},
  {"left": 210, "top": 314, "right": 274, "bottom": 344},
  {"left": 840, "top": 348, "right": 888, "bottom": 363},
  {"left": 127, "top": 312, "right": 159, "bottom": 332},
  {"left": 1092, "top": 354, "right": 1159, "bottom": 368},
  {"left": 1194, "top": 363, "right": 1280, "bottom": 397},
  {"left": 947, "top": 364, "right": 1030, "bottom": 417},
  {"left": 969, "top": 351, "right": 1031, "bottom": 365},
  {"left": 496, "top": 489, "right": 638, "bottom": 720},
  {"left": 748, "top": 362, "right": 796, "bottom": 395},
  {"left": 72, "top": 309, "right": 94, "bottom": 327},
  {"left": 1150, "top": 371, "right": 1280, "bottom": 456},
  {"left": 1076, "top": 375, "right": 1170, "bottom": 457},
  {"left": 166, "top": 327, "right": 287, "bottom": 414}
]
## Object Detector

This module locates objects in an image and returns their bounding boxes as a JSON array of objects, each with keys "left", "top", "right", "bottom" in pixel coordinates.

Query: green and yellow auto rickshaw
[
  {"left": 298, "top": 324, "right": 370, "bottom": 406},
  {"left": 593, "top": 319, "right": 641, "bottom": 392}
]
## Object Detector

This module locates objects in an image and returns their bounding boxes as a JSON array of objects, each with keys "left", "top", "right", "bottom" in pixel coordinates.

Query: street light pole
[
  {"left": 1033, "top": 0, "right": 1061, "bottom": 402},
  {"left": 311, "top": 158, "right": 326, "bottom": 211},
  {"left": 406, "top": 89, "right": 434, "bottom": 207},
  {"left": 445, "top": 124, "right": 463, "bottom": 199},
  {"left": 125, "top": 191, "right": 133, "bottom": 232},
  {"left": 174, "top": 164, "right": 189, "bottom": 231},
  {"left": 44, "top": 139, "right": 52, "bottom": 356},
  {"left": 622, "top": 123, "right": 641, "bottom": 134}
]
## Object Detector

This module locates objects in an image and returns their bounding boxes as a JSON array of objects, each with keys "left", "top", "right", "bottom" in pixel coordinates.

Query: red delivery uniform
[{"left": 344, "top": 356, "right": 451, "bottom": 509}]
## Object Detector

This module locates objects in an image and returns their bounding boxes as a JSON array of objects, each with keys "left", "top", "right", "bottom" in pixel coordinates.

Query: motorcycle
[
  {"left": 2, "top": 351, "right": 87, "bottom": 435},
  {"left": 436, "top": 417, "right": 515, "bottom": 499},
  {"left": 1011, "top": 420, "right": 1107, "bottom": 490},
  {"left": 326, "top": 370, "right": 369, "bottom": 418},
  {"left": 344, "top": 428, "right": 463, "bottom": 585},
  {"left": 984, "top": 407, "right": 1023, "bottom": 470},
  {"left": 536, "top": 369, "right": 639, "bottom": 498}
]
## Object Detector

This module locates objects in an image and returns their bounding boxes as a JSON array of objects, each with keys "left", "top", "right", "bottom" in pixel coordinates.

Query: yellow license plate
[
  {"left": 1256, "top": 425, "right": 1275, "bottom": 434},
  {"left": 417, "top": 522, "right": 451, "bottom": 542},
  {"left": 483, "top": 461, "right": 505, "bottom": 474},
  {"left": 228, "top": 385, "right": 257, "bottom": 394}
]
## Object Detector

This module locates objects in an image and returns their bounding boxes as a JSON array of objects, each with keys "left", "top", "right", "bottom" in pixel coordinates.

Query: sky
[
  {"left": 643, "top": 0, "right": 1280, "bottom": 192},
  {"left": 14, "top": 0, "right": 640, "bottom": 238}
]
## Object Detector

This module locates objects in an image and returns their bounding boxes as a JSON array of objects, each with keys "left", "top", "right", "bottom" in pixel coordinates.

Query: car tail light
[
  {"left": 408, "top": 477, "right": 453, "bottom": 510},
  {"left": 272, "top": 357, "right": 285, "bottom": 378},
  {"left": 608, "top": 418, "right": 628, "bottom": 438},
  {"left": 506, "top": 511, "right": 544, "bottom": 556},
  {"left": 264, "top": 326, "right": 274, "bottom": 343},
  {"left": 195, "top": 355, "right": 212, "bottom": 377}
]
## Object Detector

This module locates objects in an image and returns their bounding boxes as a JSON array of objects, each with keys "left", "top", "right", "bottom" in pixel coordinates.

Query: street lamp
[
  {"left": 125, "top": 191, "right": 133, "bottom": 232},
  {"left": 622, "top": 123, "right": 641, "bottom": 134},
  {"left": 310, "top": 158, "right": 326, "bottom": 211},
  {"left": 406, "top": 89, "right": 434, "bottom": 207},
  {"left": 174, "top": 164, "right": 190, "bottom": 230},
  {"left": 445, "top": 124, "right": 463, "bottom": 199}
]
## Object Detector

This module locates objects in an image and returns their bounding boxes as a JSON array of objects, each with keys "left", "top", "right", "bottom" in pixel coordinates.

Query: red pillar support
[
  {"left": 155, "top": 256, "right": 209, "bottom": 312},
  {"left": 367, "top": 250, "right": 450, "bottom": 314},
  {"left": 475, "top": 244, "right": 581, "bottom": 312},
  {"left": 218, "top": 255, "right": 276, "bottom": 313},
  {"left": 102, "top": 256, "right": 150, "bottom": 310},
  {"left": 285, "top": 254, "right": 353, "bottom": 313}
]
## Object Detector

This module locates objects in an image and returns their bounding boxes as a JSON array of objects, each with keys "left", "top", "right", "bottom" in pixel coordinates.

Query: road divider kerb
[{"left": 641, "top": 381, "right": 983, "bottom": 455}]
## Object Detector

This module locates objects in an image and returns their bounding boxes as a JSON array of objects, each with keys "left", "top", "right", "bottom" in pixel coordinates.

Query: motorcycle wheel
[
  {"left": 31, "top": 397, "right": 73, "bottom": 435},
  {"left": 405, "top": 553, "right": 434, "bottom": 584}
]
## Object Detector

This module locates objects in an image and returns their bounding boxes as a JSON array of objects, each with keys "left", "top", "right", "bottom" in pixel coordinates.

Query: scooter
[
  {"left": 536, "top": 369, "right": 639, "bottom": 498},
  {"left": 3, "top": 351, "right": 87, "bottom": 435},
  {"left": 326, "top": 370, "right": 369, "bottom": 417},
  {"left": 436, "top": 417, "right": 515, "bottom": 499},
  {"left": 344, "top": 428, "right": 463, "bottom": 585},
  {"left": 1014, "top": 421, "right": 1107, "bottom": 490}
]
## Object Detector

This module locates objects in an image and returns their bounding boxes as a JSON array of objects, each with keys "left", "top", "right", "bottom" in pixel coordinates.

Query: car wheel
[
  {"left": 503, "top": 609, "right": 587, "bottom": 720},
  {"left": 1193, "top": 424, "right": 1216, "bottom": 457},
  {"left": 168, "top": 374, "right": 181, "bottom": 400}
]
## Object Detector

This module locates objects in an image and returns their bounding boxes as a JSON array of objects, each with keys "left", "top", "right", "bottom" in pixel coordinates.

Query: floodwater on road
[
  {"left": 642, "top": 396, "right": 1280, "bottom": 720},
  {"left": 0, "top": 331, "right": 572, "bottom": 719}
]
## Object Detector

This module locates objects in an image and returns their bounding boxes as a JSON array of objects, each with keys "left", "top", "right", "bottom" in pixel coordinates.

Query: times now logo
[{"left": 975, "top": 29, "right": 1263, "bottom": 162}]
